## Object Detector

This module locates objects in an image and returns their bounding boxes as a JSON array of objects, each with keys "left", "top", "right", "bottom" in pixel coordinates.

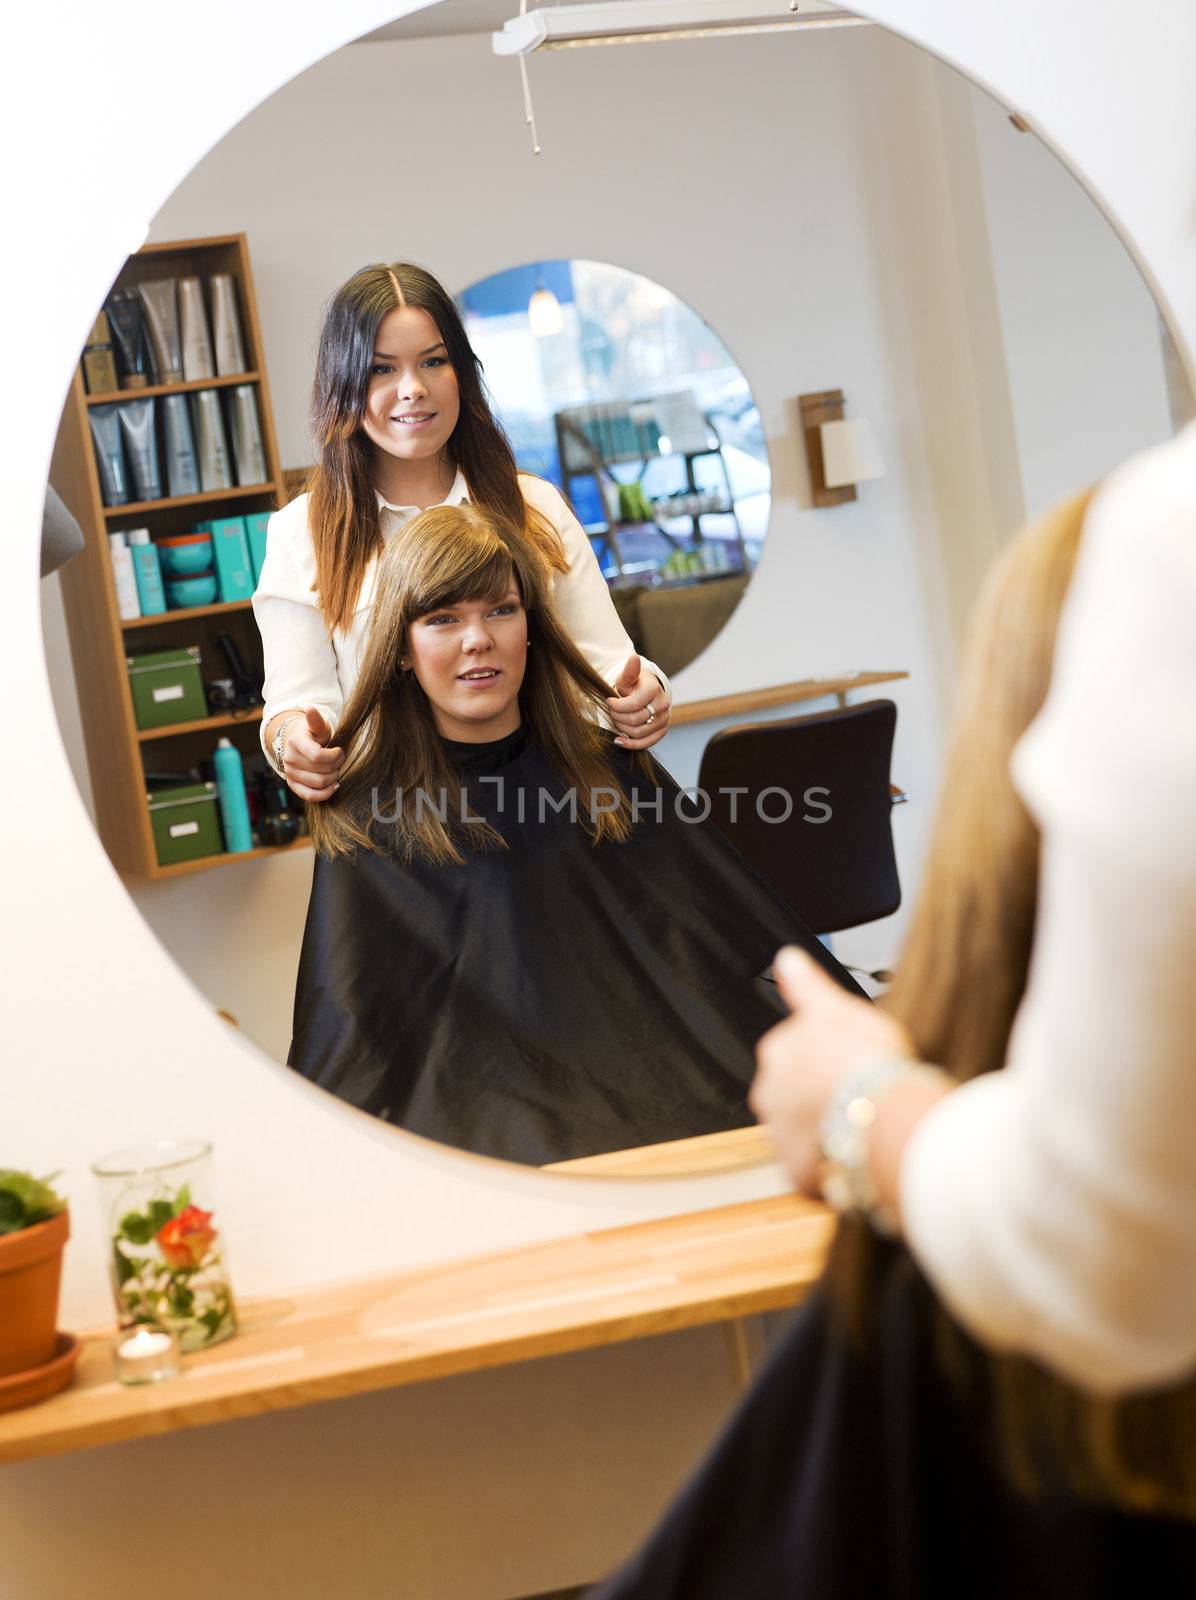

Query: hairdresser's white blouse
[
  {"left": 901, "top": 423, "right": 1196, "bottom": 1397},
  {"left": 253, "top": 469, "right": 671, "bottom": 761}
]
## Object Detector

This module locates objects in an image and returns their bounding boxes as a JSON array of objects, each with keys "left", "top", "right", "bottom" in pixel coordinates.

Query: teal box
[
  {"left": 244, "top": 511, "right": 271, "bottom": 585},
  {"left": 196, "top": 516, "right": 254, "bottom": 602}
]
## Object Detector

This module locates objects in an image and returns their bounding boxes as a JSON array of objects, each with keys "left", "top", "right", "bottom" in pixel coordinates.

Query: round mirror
[
  {"left": 458, "top": 256, "right": 769, "bottom": 676},
  {"left": 39, "top": 9, "right": 1187, "bottom": 1179}
]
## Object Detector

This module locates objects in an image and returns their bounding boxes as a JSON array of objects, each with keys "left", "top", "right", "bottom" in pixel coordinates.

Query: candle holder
[
  {"left": 91, "top": 1141, "right": 237, "bottom": 1353},
  {"left": 113, "top": 1324, "right": 181, "bottom": 1386}
]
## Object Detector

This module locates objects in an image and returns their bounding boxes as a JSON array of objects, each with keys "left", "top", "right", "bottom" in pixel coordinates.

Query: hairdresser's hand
[
  {"left": 608, "top": 654, "right": 671, "bottom": 750},
  {"left": 281, "top": 707, "right": 344, "bottom": 804},
  {"left": 751, "top": 948, "right": 938, "bottom": 1199}
]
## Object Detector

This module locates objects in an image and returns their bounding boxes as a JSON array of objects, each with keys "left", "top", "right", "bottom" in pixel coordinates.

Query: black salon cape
[
  {"left": 288, "top": 727, "right": 863, "bottom": 1165},
  {"left": 588, "top": 1239, "right": 1196, "bottom": 1600}
]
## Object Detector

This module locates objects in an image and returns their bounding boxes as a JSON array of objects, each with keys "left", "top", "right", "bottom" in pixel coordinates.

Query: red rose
[{"left": 156, "top": 1204, "right": 217, "bottom": 1270}]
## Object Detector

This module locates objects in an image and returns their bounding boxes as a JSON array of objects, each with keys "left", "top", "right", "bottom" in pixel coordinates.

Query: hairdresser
[
  {"left": 753, "top": 425, "right": 1196, "bottom": 1402},
  {"left": 254, "top": 263, "right": 672, "bottom": 799}
]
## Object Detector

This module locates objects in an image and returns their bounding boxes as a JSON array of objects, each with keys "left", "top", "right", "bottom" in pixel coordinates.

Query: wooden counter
[
  {"left": 0, "top": 1194, "right": 833, "bottom": 1468},
  {"left": 670, "top": 669, "right": 907, "bottom": 726}
]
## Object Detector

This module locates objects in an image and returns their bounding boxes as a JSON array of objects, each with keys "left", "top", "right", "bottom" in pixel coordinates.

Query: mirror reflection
[
  {"left": 458, "top": 257, "right": 768, "bottom": 676},
  {"left": 40, "top": 12, "right": 1183, "bottom": 1173}
]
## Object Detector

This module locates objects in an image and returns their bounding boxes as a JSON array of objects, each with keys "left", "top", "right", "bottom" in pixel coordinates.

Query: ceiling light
[
  {"left": 528, "top": 284, "right": 564, "bottom": 336},
  {"left": 493, "top": 0, "right": 868, "bottom": 56}
]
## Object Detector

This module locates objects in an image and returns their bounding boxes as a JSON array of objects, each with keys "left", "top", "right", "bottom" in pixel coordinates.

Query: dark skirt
[
  {"left": 588, "top": 1238, "right": 1196, "bottom": 1599},
  {"left": 288, "top": 728, "right": 863, "bottom": 1165}
]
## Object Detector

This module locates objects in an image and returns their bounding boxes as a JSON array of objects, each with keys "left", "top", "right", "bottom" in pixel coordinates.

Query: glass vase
[{"left": 91, "top": 1140, "right": 237, "bottom": 1353}]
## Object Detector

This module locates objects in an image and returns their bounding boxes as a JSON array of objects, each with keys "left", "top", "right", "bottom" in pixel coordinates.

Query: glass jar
[{"left": 91, "top": 1140, "right": 237, "bottom": 1352}]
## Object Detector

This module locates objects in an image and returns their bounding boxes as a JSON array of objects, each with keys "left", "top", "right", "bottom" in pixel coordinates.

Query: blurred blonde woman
[
  {"left": 594, "top": 480, "right": 1196, "bottom": 1598},
  {"left": 288, "top": 502, "right": 861, "bottom": 1166}
]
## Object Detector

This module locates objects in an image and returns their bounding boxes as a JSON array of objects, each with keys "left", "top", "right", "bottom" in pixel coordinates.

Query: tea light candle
[{"left": 114, "top": 1325, "right": 181, "bottom": 1386}]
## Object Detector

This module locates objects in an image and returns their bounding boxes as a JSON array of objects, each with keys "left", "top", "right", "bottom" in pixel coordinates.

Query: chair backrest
[{"left": 696, "top": 698, "right": 900, "bottom": 935}]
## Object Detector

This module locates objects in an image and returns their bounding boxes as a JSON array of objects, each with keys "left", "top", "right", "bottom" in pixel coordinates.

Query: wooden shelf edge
[
  {"left": 84, "top": 373, "right": 260, "bottom": 406},
  {"left": 670, "top": 670, "right": 909, "bottom": 727},
  {"left": 137, "top": 709, "right": 264, "bottom": 742},
  {"left": 141, "top": 837, "right": 313, "bottom": 880},
  {"left": 0, "top": 1195, "right": 832, "bottom": 1468},
  {"left": 123, "top": 599, "right": 254, "bottom": 629},
  {"left": 105, "top": 482, "right": 276, "bottom": 519}
]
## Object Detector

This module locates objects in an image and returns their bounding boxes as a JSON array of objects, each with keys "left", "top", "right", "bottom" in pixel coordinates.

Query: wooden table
[{"left": 0, "top": 1195, "right": 833, "bottom": 1468}]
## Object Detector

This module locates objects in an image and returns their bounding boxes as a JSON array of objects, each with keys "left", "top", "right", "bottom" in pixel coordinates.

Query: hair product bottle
[
  {"left": 161, "top": 393, "right": 201, "bottom": 497},
  {"left": 107, "top": 531, "right": 142, "bottom": 621},
  {"left": 105, "top": 291, "right": 153, "bottom": 387},
  {"left": 137, "top": 279, "right": 183, "bottom": 384},
  {"left": 209, "top": 274, "right": 247, "bottom": 375},
  {"left": 116, "top": 398, "right": 162, "bottom": 503},
  {"left": 213, "top": 738, "right": 253, "bottom": 853},
  {"left": 82, "top": 310, "right": 119, "bottom": 396},
  {"left": 179, "top": 276, "right": 216, "bottom": 381},
  {"left": 125, "top": 528, "right": 167, "bottom": 616},
  {"left": 228, "top": 386, "right": 267, "bottom": 485},
  {"left": 88, "top": 404, "right": 130, "bottom": 507},
  {"left": 191, "top": 390, "right": 234, "bottom": 492}
]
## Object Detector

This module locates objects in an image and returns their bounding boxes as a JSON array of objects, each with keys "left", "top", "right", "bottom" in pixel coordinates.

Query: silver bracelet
[
  {"left": 270, "top": 714, "right": 305, "bottom": 779},
  {"left": 818, "top": 1056, "right": 947, "bottom": 1235}
]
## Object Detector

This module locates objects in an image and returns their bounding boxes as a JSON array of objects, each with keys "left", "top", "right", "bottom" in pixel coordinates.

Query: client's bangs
[{"left": 416, "top": 543, "right": 516, "bottom": 617}]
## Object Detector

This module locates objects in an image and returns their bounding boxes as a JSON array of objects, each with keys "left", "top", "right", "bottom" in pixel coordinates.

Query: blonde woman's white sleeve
[{"left": 900, "top": 426, "right": 1196, "bottom": 1396}]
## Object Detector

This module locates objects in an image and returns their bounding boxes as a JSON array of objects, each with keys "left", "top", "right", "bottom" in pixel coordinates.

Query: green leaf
[
  {"left": 0, "top": 1170, "right": 66, "bottom": 1233},
  {"left": 148, "top": 1199, "right": 174, "bottom": 1234},
  {"left": 173, "top": 1184, "right": 191, "bottom": 1215},
  {"left": 119, "top": 1210, "right": 155, "bottom": 1246},
  {"left": 112, "top": 1246, "right": 138, "bottom": 1286}
]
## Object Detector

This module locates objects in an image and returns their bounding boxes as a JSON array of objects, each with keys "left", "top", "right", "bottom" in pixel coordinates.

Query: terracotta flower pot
[{"left": 0, "top": 1209, "right": 69, "bottom": 1379}]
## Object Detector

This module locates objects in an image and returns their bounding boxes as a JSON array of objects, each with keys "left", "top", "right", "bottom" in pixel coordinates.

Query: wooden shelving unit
[{"left": 50, "top": 233, "right": 299, "bottom": 879}]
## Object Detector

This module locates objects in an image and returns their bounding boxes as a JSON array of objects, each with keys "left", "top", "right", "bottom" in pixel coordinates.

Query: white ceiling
[{"left": 358, "top": 0, "right": 526, "bottom": 41}]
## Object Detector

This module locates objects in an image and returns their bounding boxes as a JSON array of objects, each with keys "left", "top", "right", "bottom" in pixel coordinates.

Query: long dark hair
[
  {"left": 306, "top": 503, "right": 636, "bottom": 865},
  {"left": 305, "top": 262, "right": 566, "bottom": 635}
]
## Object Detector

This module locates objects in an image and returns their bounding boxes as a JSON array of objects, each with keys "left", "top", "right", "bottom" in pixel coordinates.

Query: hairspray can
[{"left": 213, "top": 738, "right": 253, "bottom": 853}]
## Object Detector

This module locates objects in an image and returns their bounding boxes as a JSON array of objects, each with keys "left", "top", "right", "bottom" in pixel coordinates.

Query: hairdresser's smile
[{"left": 406, "top": 586, "right": 527, "bottom": 742}]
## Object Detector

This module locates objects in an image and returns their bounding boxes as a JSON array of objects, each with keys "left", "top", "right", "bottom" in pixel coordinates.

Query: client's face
[{"left": 406, "top": 586, "right": 528, "bottom": 742}]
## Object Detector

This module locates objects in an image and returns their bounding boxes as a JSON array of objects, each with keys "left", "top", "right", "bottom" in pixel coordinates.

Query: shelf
[
  {"left": 137, "top": 708, "right": 264, "bottom": 742},
  {"left": 123, "top": 599, "right": 253, "bottom": 629},
  {"left": 670, "top": 669, "right": 909, "bottom": 727},
  {"left": 84, "top": 372, "right": 260, "bottom": 406},
  {"left": 147, "top": 836, "right": 312, "bottom": 879},
  {"left": 104, "top": 482, "right": 274, "bottom": 519},
  {"left": 0, "top": 1193, "right": 831, "bottom": 1467}
]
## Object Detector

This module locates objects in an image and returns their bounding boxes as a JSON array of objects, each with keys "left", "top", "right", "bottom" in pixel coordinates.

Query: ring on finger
[{"left": 644, "top": 704, "right": 657, "bottom": 726}]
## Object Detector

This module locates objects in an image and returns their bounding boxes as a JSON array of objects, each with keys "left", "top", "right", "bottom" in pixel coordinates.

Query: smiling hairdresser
[{"left": 254, "top": 262, "right": 672, "bottom": 799}]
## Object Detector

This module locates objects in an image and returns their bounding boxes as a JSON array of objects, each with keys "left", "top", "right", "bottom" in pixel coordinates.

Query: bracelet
[
  {"left": 817, "top": 1057, "right": 947, "bottom": 1235},
  {"left": 270, "top": 714, "right": 305, "bottom": 778}
]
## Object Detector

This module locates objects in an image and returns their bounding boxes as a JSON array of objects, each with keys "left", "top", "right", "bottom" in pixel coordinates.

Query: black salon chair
[{"left": 697, "top": 699, "right": 906, "bottom": 974}]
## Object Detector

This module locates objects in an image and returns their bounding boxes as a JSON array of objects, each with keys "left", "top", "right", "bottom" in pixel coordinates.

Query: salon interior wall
[
  {"left": 41, "top": 20, "right": 1174, "bottom": 1060},
  {"left": 12, "top": 4, "right": 1196, "bottom": 1597}
]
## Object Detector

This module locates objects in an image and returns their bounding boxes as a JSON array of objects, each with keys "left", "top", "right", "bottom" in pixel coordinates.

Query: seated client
[{"left": 288, "top": 502, "right": 862, "bottom": 1165}]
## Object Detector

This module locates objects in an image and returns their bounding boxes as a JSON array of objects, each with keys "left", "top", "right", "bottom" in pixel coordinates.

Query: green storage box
[
  {"left": 127, "top": 646, "right": 206, "bottom": 731},
  {"left": 147, "top": 782, "right": 223, "bottom": 867}
]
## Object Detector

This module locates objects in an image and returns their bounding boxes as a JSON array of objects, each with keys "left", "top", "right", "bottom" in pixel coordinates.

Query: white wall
[{"left": 9, "top": 3, "right": 1196, "bottom": 1597}]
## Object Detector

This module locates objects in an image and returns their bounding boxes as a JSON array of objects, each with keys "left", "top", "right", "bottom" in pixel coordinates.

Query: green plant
[{"left": 0, "top": 1170, "right": 67, "bottom": 1236}]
